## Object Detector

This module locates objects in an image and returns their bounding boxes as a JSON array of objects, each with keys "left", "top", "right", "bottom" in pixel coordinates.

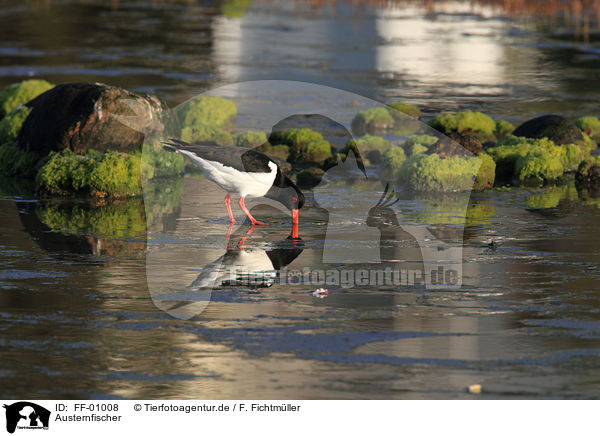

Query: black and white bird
[{"left": 163, "top": 139, "right": 305, "bottom": 237}]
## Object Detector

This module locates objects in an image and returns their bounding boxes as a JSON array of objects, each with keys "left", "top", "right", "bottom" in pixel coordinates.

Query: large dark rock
[
  {"left": 513, "top": 114, "right": 583, "bottom": 145},
  {"left": 18, "top": 82, "right": 174, "bottom": 155}
]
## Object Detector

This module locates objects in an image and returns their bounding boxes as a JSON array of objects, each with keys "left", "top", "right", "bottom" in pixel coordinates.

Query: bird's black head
[{"left": 266, "top": 170, "right": 305, "bottom": 212}]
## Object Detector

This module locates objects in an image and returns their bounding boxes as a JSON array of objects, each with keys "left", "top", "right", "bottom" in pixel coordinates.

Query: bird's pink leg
[
  {"left": 224, "top": 193, "right": 236, "bottom": 223},
  {"left": 238, "top": 197, "right": 268, "bottom": 226}
]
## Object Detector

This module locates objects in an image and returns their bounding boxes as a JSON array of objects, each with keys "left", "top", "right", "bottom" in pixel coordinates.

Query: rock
[
  {"left": 366, "top": 150, "right": 382, "bottom": 165},
  {"left": 448, "top": 132, "right": 484, "bottom": 155},
  {"left": 296, "top": 168, "right": 324, "bottom": 188},
  {"left": 18, "top": 82, "right": 173, "bottom": 156},
  {"left": 576, "top": 157, "right": 600, "bottom": 185},
  {"left": 513, "top": 114, "right": 583, "bottom": 145}
]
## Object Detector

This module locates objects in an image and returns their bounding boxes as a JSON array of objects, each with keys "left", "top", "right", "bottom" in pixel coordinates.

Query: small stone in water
[
  {"left": 468, "top": 384, "right": 482, "bottom": 394},
  {"left": 311, "top": 288, "right": 328, "bottom": 298}
]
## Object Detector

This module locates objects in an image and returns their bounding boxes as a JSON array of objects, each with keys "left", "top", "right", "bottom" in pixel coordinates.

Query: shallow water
[
  {"left": 1, "top": 173, "right": 600, "bottom": 399},
  {"left": 1, "top": 0, "right": 600, "bottom": 399}
]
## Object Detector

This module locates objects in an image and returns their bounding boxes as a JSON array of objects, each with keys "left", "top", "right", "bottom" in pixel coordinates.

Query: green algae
[
  {"left": 176, "top": 96, "right": 237, "bottom": 144},
  {"left": 0, "top": 106, "right": 31, "bottom": 144},
  {"left": 574, "top": 117, "right": 600, "bottom": 142},
  {"left": 427, "top": 111, "right": 496, "bottom": 137},
  {"left": 387, "top": 103, "right": 421, "bottom": 120},
  {"left": 36, "top": 149, "right": 143, "bottom": 197},
  {"left": 0, "top": 79, "right": 54, "bottom": 117},
  {"left": 236, "top": 131, "right": 268, "bottom": 148},
  {"left": 382, "top": 146, "right": 407, "bottom": 171},
  {"left": 398, "top": 153, "right": 484, "bottom": 192},
  {"left": 494, "top": 120, "right": 515, "bottom": 139}
]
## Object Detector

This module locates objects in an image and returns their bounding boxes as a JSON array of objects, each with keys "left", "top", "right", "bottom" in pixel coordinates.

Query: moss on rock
[
  {"left": 0, "top": 79, "right": 54, "bottom": 117},
  {"left": 575, "top": 117, "right": 600, "bottom": 142},
  {"left": 494, "top": 120, "right": 515, "bottom": 139},
  {"left": 474, "top": 153, "right": 496, "bottom": 190},
  {"left": 405, "top": 135, "right": 438, "bottom": 149},
  {"left": 515, "top": 150, "right": 564, "bottom": 186},
  {"left": 304, "top": 139, "right": 333, "bottom": 163},
  {"left": 408, "top": 143, "right": 428, "bottom": 156},
  {"left": 398, "top": 153, "right": 486, "bottom": 192},
  {"left": 487, "top": 135, "right": 585, "bottom": 183},
  {"left": 177, "top": 96, "right": 237, "bottom": 143},
  {"left": 270, "top": 128, "right": 325, "bottom": 161},
  {"left": 427, "top": 111, "right": 496, "bottom": 138},
  {"left": 382, "top": 146, "right": 407, "bottom": 171},
  {"left": 0, "top": 106, "right": 31, "bottom": 144},
  {"left": 36, "top": 149, "right": 143, "bottom": 197},
  {"left": 236, "top": 131, "right": 268, "bottom": 148},
  {"left": 351, "top": 107, "right": 395, "bottom": 134},
  {"left": 387, "top": 103, "right": 421, "bottom": 120},
  {"left": 576, "top": 156, "right": 600, "bottom": 185}
]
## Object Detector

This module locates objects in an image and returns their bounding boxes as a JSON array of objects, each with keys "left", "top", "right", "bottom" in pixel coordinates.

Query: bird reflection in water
[{"left": 159, "top": 224, "right": 304, "bottom": 318}]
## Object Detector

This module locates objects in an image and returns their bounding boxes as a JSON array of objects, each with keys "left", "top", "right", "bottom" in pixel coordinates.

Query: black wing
[{"left": 163, "top": 138, "right": 274, "bottom": 173}]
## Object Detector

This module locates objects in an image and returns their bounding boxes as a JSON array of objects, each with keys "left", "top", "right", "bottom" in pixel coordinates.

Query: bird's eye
[{"left": 292, "top": 197, "right": 298, "bottom": 202}]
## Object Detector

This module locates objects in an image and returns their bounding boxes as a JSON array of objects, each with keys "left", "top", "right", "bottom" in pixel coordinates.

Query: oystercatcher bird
[{"left": 162, "top": 139, "right": 305, "bottom": 237}]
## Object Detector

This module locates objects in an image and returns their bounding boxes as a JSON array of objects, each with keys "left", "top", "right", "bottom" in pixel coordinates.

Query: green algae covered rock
[
  {"left": 36, "top": 149, "right": 143, "bottom": 197},
  {"left": 576, "top": 156, "right": 600, "bottom": 186},
  {"left": 387, "top": 103, "right": 421, "bottom": 120},
  {"left": 515, "top": 150, "right": 564, "bottom": 186},
  {"left": 270, "top": 127, "right": 325, "bottom": 162},
  {"left": 0, "top": 106, "right": 31, "bottom": 144},
  {"left": 405, "top": 135, "right": 438, "bottom": 149},
  {"left": 427, "top": 111, "right": 496, "bottom": 138},
  {"left": 494, "top": 120, "right": 515, "bottom": 139},
  {"left": 382, "top": 146, "right": 407, "bottom": 171},
  {"left": 304, "top": 139, "right": 333, "bottom": 163},
  {"left": 575, "top": 117, "right": 600, "bottom": 142},
  {"left": 351, "top": 107, "right": 395, "bottom": 134},
  {"left": 177, "top": 96, "right": 237, "bottom": 143},
  {"left": 408, "top": 143, "right": 428, "bottom": 156},
  {"left": 487, "top": 135, "right": 585, "bottom": 184},
  {"left": 236, "top": 131, "right": 268, "bottom": 148},
  {"left": 347, "top": 135, "right": 391, "bottom": 154},
  {"left": 475, "top": 153, "right": 496, "bottom": 190},
  {"left": 0, "top": 79, "right": 54, "bottom": 117},
  {"left": 398, "top": 153, "right": 489, "bottom": 192}
]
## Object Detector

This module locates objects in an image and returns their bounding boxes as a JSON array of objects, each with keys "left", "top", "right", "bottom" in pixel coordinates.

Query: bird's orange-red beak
[{"left": 290, "top": 208, "right": 299, "bottom": 238}]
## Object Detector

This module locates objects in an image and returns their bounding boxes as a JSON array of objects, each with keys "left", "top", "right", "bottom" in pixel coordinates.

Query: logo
[{"left": 3, "top": 402, "right": 50, "bottom": 434}]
